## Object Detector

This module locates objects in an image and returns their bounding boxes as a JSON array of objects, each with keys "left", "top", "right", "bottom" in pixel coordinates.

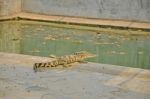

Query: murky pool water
[{"left": 0, "top": 21, "right": 150, "bottom": 69}]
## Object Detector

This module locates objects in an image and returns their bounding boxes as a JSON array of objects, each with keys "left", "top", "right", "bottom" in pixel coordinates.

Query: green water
[{"left": 0, "top": 21, "right": 150, "bottom": 69}]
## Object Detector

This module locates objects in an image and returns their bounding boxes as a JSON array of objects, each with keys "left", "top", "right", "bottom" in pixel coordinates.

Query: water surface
[{"left": 0, "top": 21, "right": 150, "bottom": 69}]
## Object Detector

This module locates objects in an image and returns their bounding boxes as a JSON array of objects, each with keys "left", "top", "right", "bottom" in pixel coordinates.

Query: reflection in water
[{"left": 0, "top": 21, "right": 150, "bottom": 69}]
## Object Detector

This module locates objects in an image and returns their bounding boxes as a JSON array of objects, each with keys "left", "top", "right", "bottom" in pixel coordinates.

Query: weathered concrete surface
[
  {"left": 1, "top": 0, "right": 149, "bottom": 22},
  {"left": 22, "top": 0, "right": 150, "bottom": 22},
  {"left": 0, "top": 0, "right": 150, "bottom": 29},
  {"left": 0, "top": 0, "right": 21, "bottom": 16},
  {"left": 0, "top": 52, "right": 150, "bottom": 99}
]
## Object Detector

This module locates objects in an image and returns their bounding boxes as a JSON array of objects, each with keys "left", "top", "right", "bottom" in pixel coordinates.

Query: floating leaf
[
  {"left": 119, "top": 52, "right": 126, "bottom": 55},
  {"left": 44, "top": 35, "right": 56, "bottom": 41},
  {"left": 138, "top": 51, "right": 143, "bottom": 54},
  {"left": 116, "top": 44, "right": 121, "bottom": 47},
  {"left": 111, "top": 51, "right": 116, "bottom": 54}
]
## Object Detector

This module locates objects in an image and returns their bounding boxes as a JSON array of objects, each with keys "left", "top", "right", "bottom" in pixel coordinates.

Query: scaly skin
[{"left": 33, "top": 51, "right": 96, "bottom": 72}]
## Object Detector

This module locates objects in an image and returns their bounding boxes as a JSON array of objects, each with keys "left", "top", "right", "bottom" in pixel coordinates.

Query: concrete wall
[
  {"left": 22, "top": 0, "right": 150, "bottom": 22},
  {"left": 0, "top": 0, "right": 21, "bottom": 16},
  {"left": 0, "top": 0, "right": 150, "bottom": 22},
  {"left": 0, "top": 21, "right": 21, "bottom": 53}
]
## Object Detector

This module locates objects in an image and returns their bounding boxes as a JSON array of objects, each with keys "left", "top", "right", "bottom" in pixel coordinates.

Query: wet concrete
[{"left": 0, "top": 52, "right": 150, "bottom": 99}]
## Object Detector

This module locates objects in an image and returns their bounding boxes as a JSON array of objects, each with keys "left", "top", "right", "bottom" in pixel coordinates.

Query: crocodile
[{"left": 33, "top": 51, "right": 96, "bottom": 72}]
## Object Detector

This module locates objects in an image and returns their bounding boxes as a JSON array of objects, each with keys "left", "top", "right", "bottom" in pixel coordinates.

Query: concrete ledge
[
  {"left": 0, "top": 52, "right": 54, "bottom": 66},
  {"left": 0, "top": 52, "right": 148, "bottom": 74},
  {"left": 0, "top": 52, "right": 150, "bottom": 99},
  {"left": 0, "top": 52, "right": 130, "bottom": 75},
  {"left": 0, "top": 12, "right": 150, "bottom": 30}
]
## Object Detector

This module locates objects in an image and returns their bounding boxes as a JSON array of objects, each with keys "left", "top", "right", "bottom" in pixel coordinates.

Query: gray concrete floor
[{"left": 0, "top": 52, "right": 150, "bottom": 99}]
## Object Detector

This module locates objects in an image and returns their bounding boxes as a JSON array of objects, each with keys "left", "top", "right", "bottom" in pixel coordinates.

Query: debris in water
[
  {"left": 138, "top": 51, "right": 143, "bottom": 54},
  {"left": 49, "top": 54, "right": 57, "bottom": 58},
  {"left": 29, "top": 49, "right": 40, "bottom": 53},
  {"left": 116, "top": 44, "right": 121, "bottom": 47},
  {"left": 119, "top": 52, "right": 126, "bottom": 55},
  {"left": 36, "top": 26, "right": 45, "bottom": 31},
  {"left": 111, "top": 51, "right": 116, "bottom": 54},
  {"left": 72, "top": 40, "right": 83, "bottom": 44},
  {"left": 25, "top": 35, "right": 30, "bottom": 38},
  {"left": 110, "top": 51, "right": 126, "bottom": 55},
  {"left": 42, "top": 42, "right": 46, "bottom": 44},
  {"left": 12, "top": 38, "right": 20, "bottom": 41},
  {"left": 95, "top": 42, "right": 114, "bottom": 45},
  {"left": 44, "top": 35, "right": 56, "bottom": 40},
  {"left": 63, "top": 36, "right": 71, "bottom": 40}
]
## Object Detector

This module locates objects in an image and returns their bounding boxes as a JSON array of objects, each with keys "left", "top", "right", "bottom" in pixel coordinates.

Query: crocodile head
[{"left": 74, "top": 51, "right": 96, "bottom": 59}]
